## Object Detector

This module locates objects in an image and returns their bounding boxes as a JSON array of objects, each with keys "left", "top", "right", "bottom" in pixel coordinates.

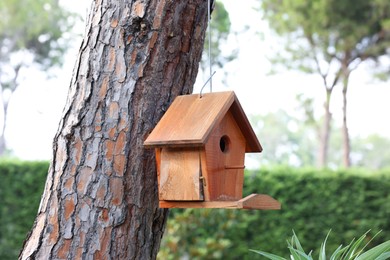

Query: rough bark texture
[{"left": 20, "top": 0, "right": 208, "bottom": 259}]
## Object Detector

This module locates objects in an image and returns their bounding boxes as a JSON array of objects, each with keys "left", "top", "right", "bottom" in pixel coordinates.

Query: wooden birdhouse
[{"left": 144, "top": 91, "right": 280, "bottom": 210}]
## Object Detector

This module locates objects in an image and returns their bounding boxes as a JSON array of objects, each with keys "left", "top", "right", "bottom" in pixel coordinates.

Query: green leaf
[
  {"left": 287, "top": 238, "right": 303, "bottom": 259},
  {"left": 291, "top": 230, "right": 306, "bottom": 253},
  {"left": 355, "top": 240, "right": 390, "bottom": 260},
  {"left": 375, "top": 252, "right": 390, "bottom": 260},
  {"left": 330, "top": 245, "right": 349, "bottom": 260},
  {"left": 288, "top": 247, "right": 313, "bottom": 260},
  {"left": 319, "top": 230, "right": 331, "bottom": 260},
  {"left": 249, "top": 249, "right": 287, "bottom": 260},
  {"left": 341, "top": 232, "right": 367, "bottom": 259},
  {"left": 357, "top": 230, "right": 382, "bottom": 257}
]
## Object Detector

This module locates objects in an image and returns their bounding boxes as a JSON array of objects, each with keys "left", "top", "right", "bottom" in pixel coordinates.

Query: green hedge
[
  {"left": 158, "top": 167, "right": 390, "bottom": 259},
  {"left": 1, "top": 161, "right": 389, "bottom": 259},
  {"left": 0, "top": 160, "right": 49, "bottom": 259}
]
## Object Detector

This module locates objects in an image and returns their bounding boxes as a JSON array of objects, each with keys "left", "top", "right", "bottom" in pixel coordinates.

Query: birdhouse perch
[{"left": 144, "top": 91, "right": 280, "bottom": 210}]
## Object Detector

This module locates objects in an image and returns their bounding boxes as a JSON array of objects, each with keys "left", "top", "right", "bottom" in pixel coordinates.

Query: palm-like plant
[{"left": 251, "top": 231, "right": 390, "bottom": 260}]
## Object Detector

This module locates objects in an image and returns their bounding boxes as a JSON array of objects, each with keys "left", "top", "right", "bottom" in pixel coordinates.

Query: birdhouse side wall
[{"left": 203, "top": 110, "right": 246, "bottom": 201}]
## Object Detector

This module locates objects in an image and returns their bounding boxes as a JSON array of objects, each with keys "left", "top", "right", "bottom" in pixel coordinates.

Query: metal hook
[{"left": 199, "top": 71, "right": 216, "bottom": 98}]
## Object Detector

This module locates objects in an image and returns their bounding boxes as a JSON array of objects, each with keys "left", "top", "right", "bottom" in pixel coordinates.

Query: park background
[
  {"left": 0, "top": 0, "right": 389, "bottom": 259},
  {"left": 4, "top": 0, "right": 390, "bottom": 162}
]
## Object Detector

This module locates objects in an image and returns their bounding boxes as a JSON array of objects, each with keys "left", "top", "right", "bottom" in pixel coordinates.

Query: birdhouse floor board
[{"left": 159, "top": 194, "right": 281, "bottom": 210}]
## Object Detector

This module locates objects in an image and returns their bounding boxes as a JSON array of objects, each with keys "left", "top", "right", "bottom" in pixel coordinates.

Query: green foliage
[
  {"left": 0, "top": 160, "right": 49, "bottom": 259},
  {"left": 158, "top": 168, "right": 390, "bottom": 259},
  {"left": 261, "top": 0, "right": 390, "bottom": 70},
  {"left": 0, "top": 0, "right": 77, "bottom": 89},
  {"left": 251, "top": 230, "right": 390, "bottom": 260},
  {"left": 1, "top": 162, "right": 389, "bottom": 259},
  {"left": 250, "top": 111, "right": 390, "bottom": 169},
  {"left": 260, "top": 0, "right": 390, "bottom": 167},
  {"left": 158, "top": 208, "right": 238, "bottom": 259},
  {"left": 351, "top": 135, "right": 390, "bottom": 169},
  {"left": 0, "top": 0, "right": 78, "bottom": 155},
  {"left": 250, "top": 110, "right": 318, "bottom": 167}
]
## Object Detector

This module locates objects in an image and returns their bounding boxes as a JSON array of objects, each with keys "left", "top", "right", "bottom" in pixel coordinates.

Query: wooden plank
[
  {"left": 237, "top": 194, "right": 281, "bottom": 210},
  {"left": 229, "top": 97, "right": 262, "bottom": 152},
  {"left": 159, "top": 148, "right": 203, "bottom": 201},
  {"left": 159, "top": 193, "right": 281, "bottom": 210},
  {"left": 144, "top": 91, "right": 235, "bottom": 147},
  {"left": 159, "top": 200, "right": 240, "bottom": 209},
  {"left": 144, "top": 91, "right": 262, "bottom": 154},
  {"left": 199, "top": 149, "right": 210, "bottom": 200},
  {"left": 203, "top": 111, "right": 246, "bottom": 201},
  {"left": 155, "top": 148, "right": 161, "bottom": 188}
]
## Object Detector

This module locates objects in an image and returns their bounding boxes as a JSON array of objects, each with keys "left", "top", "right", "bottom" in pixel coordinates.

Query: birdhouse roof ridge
[{"left": 144, "top": 91, "right": 262, "bottom": 152}]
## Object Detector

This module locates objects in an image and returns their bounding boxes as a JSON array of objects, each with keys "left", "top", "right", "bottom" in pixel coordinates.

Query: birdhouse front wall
[
  {"left": 203, "top": 110, "right": 246, "bottom": 201},
  {"left": 157, "top": 147, "right": 204, "bottom": 201},
  {"left": 154, "top": 110, "right": 246, "bottom": 202}
]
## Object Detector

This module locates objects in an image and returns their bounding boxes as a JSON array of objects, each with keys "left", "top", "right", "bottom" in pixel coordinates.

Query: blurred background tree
[
  {"left": 0, "top": 0, "right": 77, "bottom": 155},
  {"left": 251, "top": 110, "right": 390, "bottom": 169},
  {"left": 260, "top": 0, "right": 390, "bottom": 168},
  {"left": 200, "top": 1, "right": 238, "bottom": 87},
  {"left": 250, "top": 109, "right": 317, "bottom": 167}
]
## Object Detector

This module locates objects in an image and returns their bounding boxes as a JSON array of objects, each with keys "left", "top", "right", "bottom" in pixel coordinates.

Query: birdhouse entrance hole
[{"left": 219, "top": 135, "right": 230, "bottom": 153}]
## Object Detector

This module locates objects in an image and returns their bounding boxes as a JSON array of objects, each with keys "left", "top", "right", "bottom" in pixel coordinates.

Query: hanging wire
[
  {"left": 207, "top": 0, "right": 212, "bottom": 92},
  {"left": 200, "top": 71, "right": 216, "bottom": 97},
  {"left": 200, "top": 0, "right": 215, "bottom": 98}
]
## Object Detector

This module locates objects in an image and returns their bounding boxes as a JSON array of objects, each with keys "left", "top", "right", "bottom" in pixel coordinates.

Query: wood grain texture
[
  {"left": 144, "top": 91, "right": 234, "bottom": 147},
  {"left": 159, "top": 193, "right": 281, "bottom": 210},
  {"left": 155, "top": 148, "right": 162, "bottom": 189},
  {"left": 144, "top": 91, "right": 262, "bottom": 152},
  {"left": 159, "top": 148, "right": 203, "bottom": 201},
  {"left": 237, "top": 194, "right": 281, "bottom": 210},
  {"left": 199, "top": 149, "right": 210, "bottom": 200},
  {"left": 203, "top": 110, "right": 246, "bottom": 201}
]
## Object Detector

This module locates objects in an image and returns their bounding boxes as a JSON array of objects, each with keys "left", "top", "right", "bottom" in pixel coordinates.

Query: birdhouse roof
[{"left": 144, "top": 91, "right": 262, "bottom": 152}]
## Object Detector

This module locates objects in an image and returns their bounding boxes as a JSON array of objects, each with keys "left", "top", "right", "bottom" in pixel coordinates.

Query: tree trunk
[
  {"left": 0, "top": 64, "right": 21, "bottom": 156},
  {"left": 0, "top": 86, "right": 9, "bottom": 156},
  {"left": 19, "top": 0, "right": 209, "bottom": 259},
  {"left": 341, "top": 66, "right": 351, "bottom": 168},
  {"left": 318, "top": 88, "right": 332, "bottom": 168}
]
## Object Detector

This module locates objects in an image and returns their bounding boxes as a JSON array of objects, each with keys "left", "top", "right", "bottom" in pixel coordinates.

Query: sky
[{"left": 3, "top": 0, "right": 390, "bottom": 160}]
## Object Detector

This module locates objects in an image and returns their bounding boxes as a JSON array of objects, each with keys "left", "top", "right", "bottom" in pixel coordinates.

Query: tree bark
[
  {"left": 318, "top": 88, "right": 332, "bottom": 168},
  {"left": 19, "top": 0, "right": 209, "bottom": 259}
]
